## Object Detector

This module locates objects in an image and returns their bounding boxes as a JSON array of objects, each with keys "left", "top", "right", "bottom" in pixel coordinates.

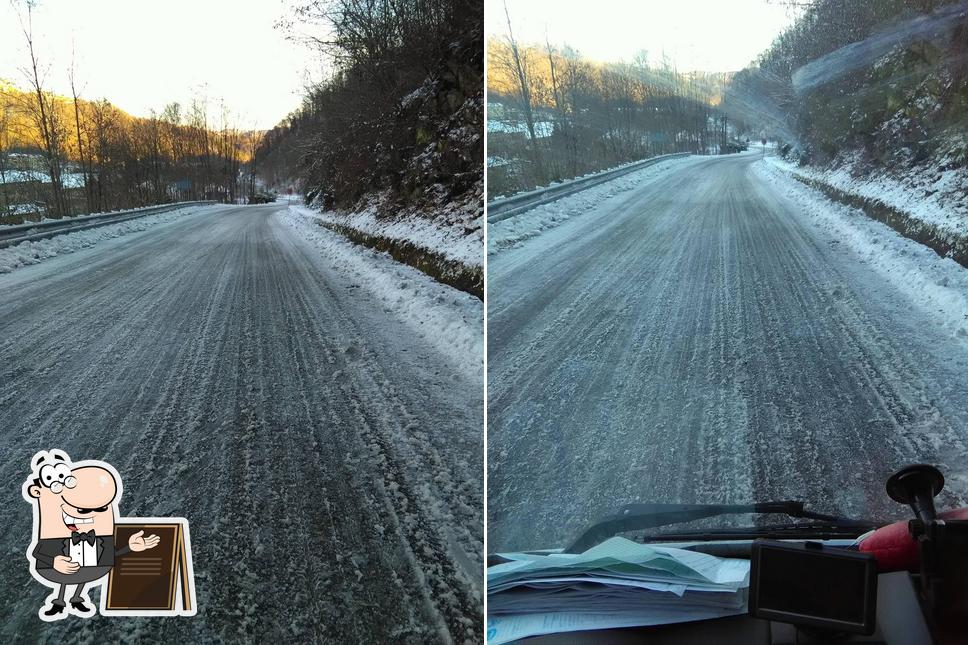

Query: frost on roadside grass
[
  {"left": 282, "top": 205, "right": 483, "bottom": 381},
  {"left": 0, "top": 206, "right": 220, "bottom": 274},
  {"left": 757, "top": 160, "right": 968, "bottom": 343}
]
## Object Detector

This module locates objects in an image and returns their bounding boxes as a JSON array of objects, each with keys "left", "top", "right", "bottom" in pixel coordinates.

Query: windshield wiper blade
[
  {"left": 564, "top": 501, "right": 870, "bottom": 553},
  {"left": 637, "top": 520, "right": 881, "bottom": 543}
]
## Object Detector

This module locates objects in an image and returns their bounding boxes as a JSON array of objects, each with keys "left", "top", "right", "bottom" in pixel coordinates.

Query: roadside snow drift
[
  {"left": 285, "top": 204, "right": 483, "bottom": 380},
  {"left": 757, "top": 159, "right": 968, "bottom": 342},
  {"left": 488, "top": 155, "right": 707, "bottom": 253},
  {"left": 766, "top": 153, "right": 968, "bottom": 241},
  {"left": 0, "top": 205, "right": 226, "bottom": 274},
  {"left": 300, "top": 192, "right": 483, "bottom": 269}
]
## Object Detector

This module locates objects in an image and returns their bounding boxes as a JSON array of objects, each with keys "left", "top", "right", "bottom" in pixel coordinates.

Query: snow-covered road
[
  {"left": 488, "top": 153, "right": 968, "bottom": 552},
  {"left": 0, "top": 204, "right": 483, "bottom": 642}
]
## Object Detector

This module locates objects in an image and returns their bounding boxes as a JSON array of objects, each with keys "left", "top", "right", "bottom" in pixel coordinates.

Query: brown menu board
[{"left": 105, "top": 521, "right": 194, "bottom": 613}]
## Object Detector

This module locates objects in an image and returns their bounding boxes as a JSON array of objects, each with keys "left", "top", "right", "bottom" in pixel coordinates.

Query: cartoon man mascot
[{"left": 22, "top": 449, "right": 160, "bottom": 620}]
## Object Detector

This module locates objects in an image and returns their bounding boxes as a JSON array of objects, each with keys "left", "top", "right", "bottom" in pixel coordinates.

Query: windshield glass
[{"left": 486, "top": 0, "right": 968, "bottom": 552}]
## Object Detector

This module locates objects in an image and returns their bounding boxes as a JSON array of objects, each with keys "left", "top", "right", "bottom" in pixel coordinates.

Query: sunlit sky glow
[
  {"left": 0, "top": 0, "right": 320, "bottom": 130},
  {"left": 487, "top": 0, "right": 801, "bottom": 72}
]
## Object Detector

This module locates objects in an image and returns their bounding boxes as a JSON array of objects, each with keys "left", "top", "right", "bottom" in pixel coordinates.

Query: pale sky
[
  {"left": 487, "top": 0, "right": 801, "bottom": 72},
  {"left": 0, "top": 0, "right": 323, "bottom": 130}
]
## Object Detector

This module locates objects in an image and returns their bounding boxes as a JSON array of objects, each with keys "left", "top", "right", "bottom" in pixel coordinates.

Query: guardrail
[
  {"left": 487, "top": 153, "right": 691, "bottom": 224},
  {"left": 0, "top": 201, "right": 216, "bottom": 249}
]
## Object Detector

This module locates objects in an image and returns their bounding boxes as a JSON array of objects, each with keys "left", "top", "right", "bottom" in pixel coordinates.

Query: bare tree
[
  {"left": 68, "top": 46, "right": 94, "bottom": 213},
  {"left": 499, "top": 0, "right": 544, "bottom": 181},
  {"left": 0, "top": 97, "right": 11, "bottom": 216},
  {"left": 15, "top": 0, "right": 69, "bottom": 216},
  {"left": 487, "top": 38, "right": 721, "bottom": 194}
]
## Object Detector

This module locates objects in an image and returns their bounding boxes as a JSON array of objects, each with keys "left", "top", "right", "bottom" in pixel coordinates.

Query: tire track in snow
[
  {"left": 488, "top": 153, "right": 968, "bottom": 552},
  {"left": 0, "top": 204, "right": 482, "bottom": 643}
]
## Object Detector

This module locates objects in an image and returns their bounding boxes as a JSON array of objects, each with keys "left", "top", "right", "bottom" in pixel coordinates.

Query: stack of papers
[{"left": 486, "top": 537, "right": 750, "bottom": 644}]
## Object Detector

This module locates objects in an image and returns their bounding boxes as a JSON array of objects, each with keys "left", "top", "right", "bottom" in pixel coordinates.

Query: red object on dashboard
[{"left": 859, "top": 507, "right": 968, "bottom": 571}]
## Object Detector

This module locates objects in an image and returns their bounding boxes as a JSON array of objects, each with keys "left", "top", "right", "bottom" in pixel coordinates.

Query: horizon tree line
[
  {"left": 488, "top": 5, "right": 729, "bottom": 196},
  {"left": 0, "top": 2, "right": 259, "bottom": 222}
]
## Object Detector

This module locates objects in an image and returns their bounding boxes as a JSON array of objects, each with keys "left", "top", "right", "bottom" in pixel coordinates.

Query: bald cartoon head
[{"left": 25, "top": 451, "right": 121, "bottom": 540}]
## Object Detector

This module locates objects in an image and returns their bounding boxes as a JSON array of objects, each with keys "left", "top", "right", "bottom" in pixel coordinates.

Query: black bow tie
[{"left": 70, "top": 531, "right": 96, "bottom": 546}]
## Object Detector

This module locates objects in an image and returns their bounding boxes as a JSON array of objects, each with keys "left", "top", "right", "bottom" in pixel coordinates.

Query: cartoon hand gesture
[
  {"left": 53, "top": 555, "right": 79, "bottom": 574},
  {"left": 128, "top": 530, "right": 161, "bottom": 552}
]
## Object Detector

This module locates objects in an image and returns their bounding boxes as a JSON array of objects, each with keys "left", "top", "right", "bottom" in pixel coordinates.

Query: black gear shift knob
[{"left": 887, "top": 464, "right": 944, "bottom": 524}]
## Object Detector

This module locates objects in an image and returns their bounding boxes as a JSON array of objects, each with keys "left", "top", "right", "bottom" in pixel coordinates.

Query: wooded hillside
[
  {"left": 1, "top": 80, "right": 260, "bottom": 221},
  {"left": 725, "top": 0, "right": 968, "bottom": 168},
  {"left": 255, "top": 0, "right": 483, "bottom": 217},
  {"left": 487, "top": 25, "right": 730, "bottom": 196}
]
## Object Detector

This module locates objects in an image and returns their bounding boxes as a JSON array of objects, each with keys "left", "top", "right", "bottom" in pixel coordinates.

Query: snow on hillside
[
  {"left": 302, "top": 187, "right": 483, "bottom": 269},
  {"left": 0, "top": 169, "right": 86, "bottom": 188},
  {"left": 766, "top": 149, "right": 968, "bottom": 240}
]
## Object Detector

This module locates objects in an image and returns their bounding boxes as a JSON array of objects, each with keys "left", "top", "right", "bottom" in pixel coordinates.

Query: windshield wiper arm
[
  {"left": 564, "top": 501, "right": 870, "bottom": 553},
  {"left": 639, "top": 521, "right": 881, "bottom": 543}
]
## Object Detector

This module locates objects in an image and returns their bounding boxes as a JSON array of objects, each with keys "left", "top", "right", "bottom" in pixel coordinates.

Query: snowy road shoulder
[
  {"left": 295, "top": 193, "right": 483, "bottom": 270},
  {"left": 0, "top": 204, "right": 229, "bottom": 274},
  {"left": 487, "top": 154, "right": 708, "bottom": 254},
  {"left": 764, "top": 152, "right": 968, "bottom": 240},
  {"left": 282, "top": 204, "right": 483, "bottom": 380},
  {"left": 756, "top": 159, "right": 968, "bottom": 342}
]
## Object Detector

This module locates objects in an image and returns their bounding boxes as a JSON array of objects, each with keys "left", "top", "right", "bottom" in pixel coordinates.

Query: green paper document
[{"left": 487, "top": 538, "right": 751, "bottom": 644}]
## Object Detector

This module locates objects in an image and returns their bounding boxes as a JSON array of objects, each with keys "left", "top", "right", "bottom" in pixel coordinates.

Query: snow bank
[
  {"left": 488, "top": 155, "right": 706, "bottom": 254},
  {"left": 299, "top": 192, "right": 482, "bottom": 269},
  {"left": 0, "top": 205, "right": 223, "bottom": 274},
  {"left": 766, "top": 151, "right": 968, "bottom": 240},
  {"left": 488, "top": 154, "right": 690, "bottom": 203},
  {"left": 283, "top": 205, "right": 483, "bottom": 379},
  {"left": 756, "top": 159, "right": 968, "bottom": 342},
  {"left": 0, "top": 201, "right": 213, "bottom": 229}
]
